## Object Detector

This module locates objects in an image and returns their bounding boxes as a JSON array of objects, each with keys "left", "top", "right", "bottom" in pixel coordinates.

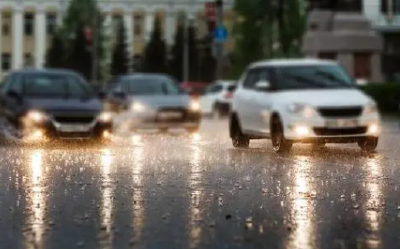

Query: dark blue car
[{"left": 0, "top": 69, "right": 112, "bottom": 141}]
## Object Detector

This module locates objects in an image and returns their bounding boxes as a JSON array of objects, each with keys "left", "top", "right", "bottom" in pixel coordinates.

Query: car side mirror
[
  {"left": 7, "top": 90, "right": 23, "bottom": 103},
  {"left": 254, "top": 80, "right": 271, "bottom": 91}
]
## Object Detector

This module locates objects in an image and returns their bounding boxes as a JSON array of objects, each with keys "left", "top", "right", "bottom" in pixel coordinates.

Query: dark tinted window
[
  {"left": 275, "top": 64, "right": 355, "bottom": 90},
  {"left": 121, "top": 76, "right": 181, "bottom": 95},
  {"left": 227, "top": 85, "right": 236, "bottom": 92},
  {"left": 21, "top": 73, "right": 93, "bottom": 98},
  {"left": 243, "top": 69, "right": 259, "bottom": 89}
]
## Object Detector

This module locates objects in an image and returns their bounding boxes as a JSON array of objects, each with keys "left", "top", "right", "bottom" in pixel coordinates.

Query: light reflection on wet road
[{"left": 1, "top": 119, "right": 400, "bottom": 249}]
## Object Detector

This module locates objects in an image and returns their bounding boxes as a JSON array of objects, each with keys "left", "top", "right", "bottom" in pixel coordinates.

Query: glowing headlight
[
  {"left": 26, "top": 110, "right": 48, "bottom": 123},
  {"left": 364, "top": 102, "right": 378, "bottom": 114},
  {"left": 189, "top": 100, "right": 200, "bottom": 112},
  {"left": 287, "top": 103, "right": 316, "bottom": 118},
  {"left": 98, "top": 112, "right": 113, "bottom": 122},
  {"left": 131, "top": 102, "right": 146, "bottom": 112}
]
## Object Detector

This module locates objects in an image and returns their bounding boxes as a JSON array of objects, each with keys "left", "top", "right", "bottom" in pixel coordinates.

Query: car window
[
  {"left": 121, "top": 76, "right": 182, "bottom": 95},
  {"left": 21, "top": 73, "right": 92, "bottom": 98},
  {"left": 274, "top": 64, "right": 355, "bottom": 90},
  {"left": 208, "top": 85, "right": 223, "bottom": 94},
  {"left": 8, "top": 74, "right": 23, "bottom": 93},
  {"left": 227, "top": 85, "right": 237, "bottom": 92},
  {"left": 243, "top": 69, "right": 260, "bottom": 89}
]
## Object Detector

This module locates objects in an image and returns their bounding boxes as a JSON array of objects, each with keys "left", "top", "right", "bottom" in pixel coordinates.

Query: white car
[
  {"left": 200, "top": 80, "right": 237, "bottom": 117},
  {"left": 230, "top": 59, "right": 381, "bottom": 153}
]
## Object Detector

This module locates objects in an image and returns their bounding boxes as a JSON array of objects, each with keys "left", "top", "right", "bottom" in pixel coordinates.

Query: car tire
[
  {"left": 212, "top": 103, "right": 221, "bottom": 119},
  {"left": 271, "top": 117, "right": 292, "bottom": 154},
  {"left": 230, "top": 115, "right": 249, "bottom": 148},
  {"left": 311, "top": 141, "right": 325, "bottom": 150},
  {"left": 358, "top": 137, "right": 378, "bottom": 152},
  {"left": 186, "top": 126, "right": 200, "bottom": 134}
]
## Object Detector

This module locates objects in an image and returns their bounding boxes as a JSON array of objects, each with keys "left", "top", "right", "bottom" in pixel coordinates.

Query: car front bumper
[
  {"left": 283, "top": 114, "right": 381, "bottom": 142},
  {"left": 24, "top": 120, "right": 112, "bottom": 140},
  {"left": 114, "top": 110, "right": 201, "bottom": 130}
]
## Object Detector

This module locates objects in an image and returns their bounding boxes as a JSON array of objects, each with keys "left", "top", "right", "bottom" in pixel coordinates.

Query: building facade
[
  {"left": 0, "top": 0, "right": 234, "bottom": 77},
  {"left": 363, "top": 0, "right": 400, "bottom": 80}
]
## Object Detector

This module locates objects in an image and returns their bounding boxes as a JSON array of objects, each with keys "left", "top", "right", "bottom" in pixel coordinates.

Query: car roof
[
  {"left": 11, "top": 68, "right": 81, "bottom": 76},
  {"left": 249, "top": 58, "right": 338, "bottom": 68}
]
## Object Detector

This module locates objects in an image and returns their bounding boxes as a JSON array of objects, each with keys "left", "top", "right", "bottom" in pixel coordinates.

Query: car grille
[
  {"left": 58, "top": 132, "right": 92, "bottom": 138},
  {"left": 155, "top": 108, "right": 186, "bottom": 123},
  {"left": 313, "top": 127, "right": 367, "bottom": 136},
  {"left": 318, "top": 106, "right": 363, "bottom": 118},
  {"left": 53, "top": 115, "right": 95, "bottom": 124}
]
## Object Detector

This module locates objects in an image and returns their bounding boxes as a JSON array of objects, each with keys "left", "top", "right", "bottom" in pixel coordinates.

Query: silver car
[{"left": 104, "top": 74, "right": 201, "bottom": 133}]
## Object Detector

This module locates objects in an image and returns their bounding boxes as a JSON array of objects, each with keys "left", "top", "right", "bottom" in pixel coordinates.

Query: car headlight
[
  {"left": 98, "top": 112, "right": 113, "bottom": 122},
  {"left": 26, "top": 110, "right": 48, "bottom": 123},
  {"left": 189, "top": 100, "right": 200, "bottom": 112},
  {"left": 131, "top": 102, "right": 147, "bottom": 112},
  {"left": 364, "top": 102, "right": 378, "bottom": 114},
  {"left": 287, "top": 103, "right": 316, "bottom": 118}
]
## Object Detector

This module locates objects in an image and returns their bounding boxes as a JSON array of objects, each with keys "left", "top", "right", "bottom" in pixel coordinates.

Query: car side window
[
  {"left": 205, "top": 84, "right": 223, "bottom": 94},
  {"left": 8, "top": 74, "right": 23, "bottom": 94},
  {"left": 243, "top": 69, "right": 260, "bottom": 89}
]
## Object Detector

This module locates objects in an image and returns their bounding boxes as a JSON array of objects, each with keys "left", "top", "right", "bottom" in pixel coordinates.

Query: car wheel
[
  {"left": 212, "top": 103, "right": 221, "bottom": 119},
  {"left": 271, "top": 117, "right": 292, "bottom": 154},
  {"left": 159, "top": 128, "right": 168, "bottom": 133},
  {"left": 311, "top": 141, "right": 325, "bottom": 150},
  {"left": 230, "top": 115, "right": 249, "bottom": 148},
  {"left": 186, "top": 126, "right": 200, "bottom": 134},
  {"left": 358, "top": 137, "right": 378, "bottom": 152}
]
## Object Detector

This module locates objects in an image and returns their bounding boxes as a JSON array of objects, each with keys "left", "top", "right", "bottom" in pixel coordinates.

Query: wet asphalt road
[{"left": 1, "top": 118, "right": 400, "bottom": 249}]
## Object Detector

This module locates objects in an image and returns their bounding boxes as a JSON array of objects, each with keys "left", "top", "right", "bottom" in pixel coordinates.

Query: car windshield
[
  {"left": 275, "top": 64, "right": 356, "bottom": 90},
  {"left": 22, "top": 73, "right": 93, "bottom": 98},
  {"left": 120, "top": 76, "right": 182, "bottom": 95}
]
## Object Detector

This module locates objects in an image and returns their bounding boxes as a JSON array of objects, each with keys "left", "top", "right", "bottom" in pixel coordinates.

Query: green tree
[
  {"left": 45, "top": 31, "right": 66, "bottom": 68},
  {"left": 65, "top": 25, "right": 92, "bottom": 79},
  {"left": 59, "top": 0, "right": 106, "bottom": 82},
  {"left": 170, "top": 23, "right": 184, "bottom": 81},
  {"left": 142, "top": 16, "right": 167, "bottom": 73},
  {"left": 111, "top": 20, "right": 130, "bottom": 76}
]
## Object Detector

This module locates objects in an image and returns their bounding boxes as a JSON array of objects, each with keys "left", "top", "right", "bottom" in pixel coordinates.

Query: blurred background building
[{"left": 0, "top": 0, "right": 234, "bottom": 78}]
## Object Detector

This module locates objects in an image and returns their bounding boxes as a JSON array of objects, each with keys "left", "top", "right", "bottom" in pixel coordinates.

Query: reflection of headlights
[
  {"left": 131, "top": 102, "right": 146, "bottom": 112},
  {"left": 364, "top": 102, "right": 378, "bottom": 114},
  {"left": 189, "top": 100, "right": 200, "bottom": 112},
  {"left": 98, "top": 112, "right": 113, "bottom": 122},
  {"left": 26, "top": 110, "right": 48, "bottom": 123},
  {"left": 287, "top": 103, "right": 316, "bottom": 118}
]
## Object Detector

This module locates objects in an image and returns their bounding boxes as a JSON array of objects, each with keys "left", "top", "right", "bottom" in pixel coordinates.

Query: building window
[
  {"left": 24, "top": 53, "right": 33, "bottom": 67},
  {"left": 134, "top": 14, "right": 143, "bottom": 36},
  {"left": 354, "top": 53, "right": 371, "bottom": 79},
  {"left": 46, "top": 13, "right": 57, "bottom": 35},
  {"left": 2, "top": 53, "right": 11, "bottom": 71},
  {"left": 381, "top": 0, "right": 400, "bottom": 13},
  {"left": 24, "top": 13, "right": 34, "bottom": 36},
  {"left": 112, "top": 15, "right": 123, "bottom": 29}
]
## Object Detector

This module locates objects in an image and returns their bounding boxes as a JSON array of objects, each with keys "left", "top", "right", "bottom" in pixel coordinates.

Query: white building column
[
  {"left": 165, "top": 10, "right": 176, "bottom": 46},
  {"left": 145, "top": 11, "right": 154, "bottom": 42},
  {"left": 124, "top": 12, "right": 134, "bottom": 72},
  {"left": 12, "top": 7, "right": 23, "bottom": 70},
  {"left": 35, "top": 9, "right": 46, "bottom": 68}
]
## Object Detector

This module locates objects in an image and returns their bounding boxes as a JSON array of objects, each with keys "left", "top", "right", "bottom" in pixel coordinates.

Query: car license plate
[
  {"left": 58, "top": 124, "right": 91, "bottom": 132},
  {"left": 158, "top": 112, "right": 182, "bottom": 119},
  {"left": 325, "top": 119, "right": 358, "bottom": 128}
]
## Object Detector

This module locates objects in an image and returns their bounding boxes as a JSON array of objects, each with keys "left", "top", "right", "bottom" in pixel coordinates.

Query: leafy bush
[{"left": 361, "top": 83, "right": 400, "bottom": 113}]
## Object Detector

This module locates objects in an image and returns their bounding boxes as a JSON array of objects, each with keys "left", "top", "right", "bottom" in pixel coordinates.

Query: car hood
[
  {"left": 24, "top": 98, "right": 103, "bottom": 113},
  {"left": 276, "top": 89, "right": 373, "bottom": 107},
  {"left": 127, "top": 95, "right": 191, "bottom": 108}
]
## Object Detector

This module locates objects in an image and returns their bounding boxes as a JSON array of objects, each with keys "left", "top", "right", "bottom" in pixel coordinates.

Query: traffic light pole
[{"left": 215, "top": 0, "right": 223, "bottom": 80}]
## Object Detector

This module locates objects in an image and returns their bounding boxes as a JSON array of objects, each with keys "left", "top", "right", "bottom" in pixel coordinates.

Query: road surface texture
[{"left": 1, "top": 118, "right": 400, "bottom": 249}]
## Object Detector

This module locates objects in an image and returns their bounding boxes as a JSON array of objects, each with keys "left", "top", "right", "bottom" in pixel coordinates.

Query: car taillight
[{"left": 225, "top": 92, "right": 233, "bottom": 99}]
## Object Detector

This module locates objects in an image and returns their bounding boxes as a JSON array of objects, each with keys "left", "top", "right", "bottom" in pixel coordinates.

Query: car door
[
  {"left": 1, "top": 74, "right": 24, "bottom": 123},
  {"left": 236, "top": 68, "right": 260, "bottom": 132},
  {"left": 252, "top": 67, "right": 274, "bottom": 134}
]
